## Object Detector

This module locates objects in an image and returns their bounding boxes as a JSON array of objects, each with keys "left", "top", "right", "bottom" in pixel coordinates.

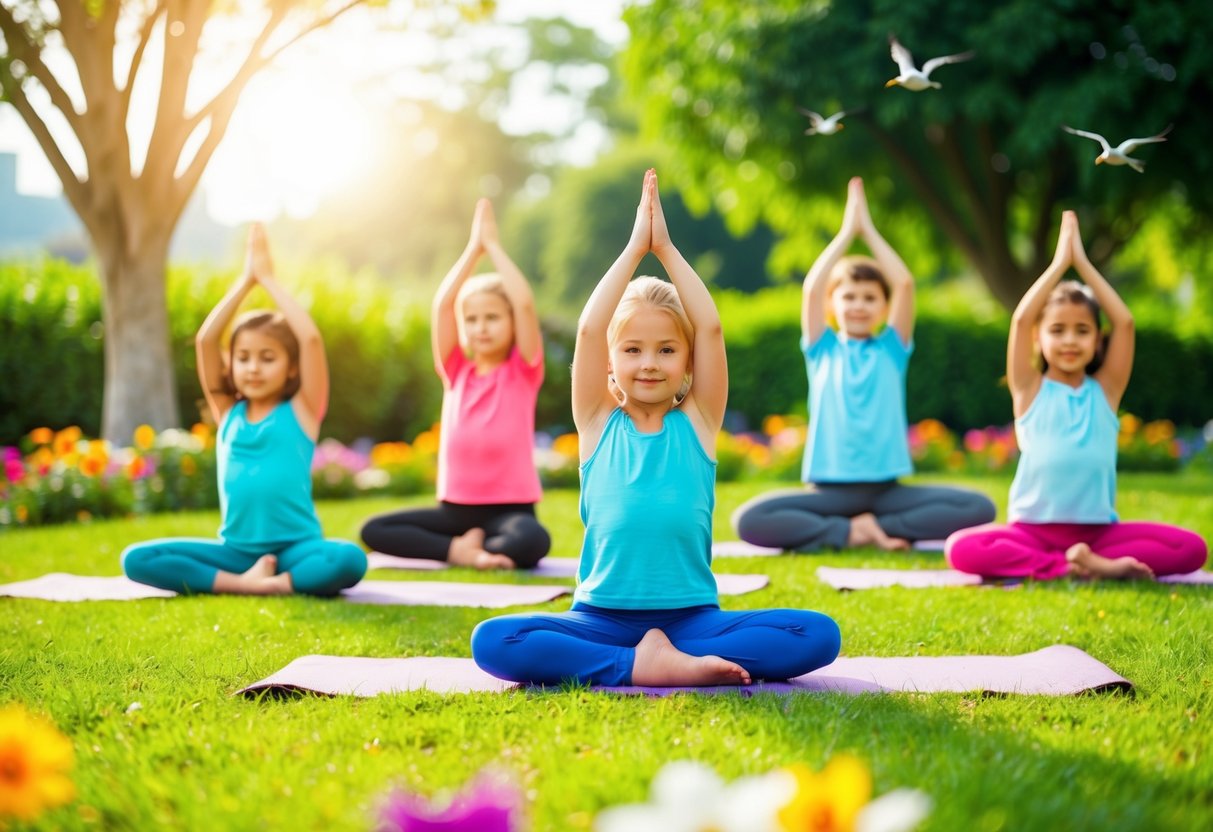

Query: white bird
[
  {"left": 796, "top": 106, "right": 849, "bottom": 136},
  {"left": 1061, "top": 124, "right": 1173, "bottom": 173},
  {"left": 886, "top": 36, "right": 974, "bottom": 91}
]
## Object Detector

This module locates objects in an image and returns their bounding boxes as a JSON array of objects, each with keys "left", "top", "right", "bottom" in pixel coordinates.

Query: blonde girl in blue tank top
[
  {"left": 122, "top": 225, "right": 366, "bottom": 595},
  {"left": 471, "top": 170, "right": 840, "bottom": 687},
  {"left": 947, "top": 211, "right": 1206, "bottom": 580}
]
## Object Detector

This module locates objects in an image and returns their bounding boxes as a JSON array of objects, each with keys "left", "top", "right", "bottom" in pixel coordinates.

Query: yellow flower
[
  {"left": 371, "top": 442, "right": 413, "bottom": 467},
  {"left": 1143, "top": 420, "right": 1175, "bottom": 445},
  {"left": 180, "top": 455, "right": 198, "bottom": 477},
  {"left": 413, "top": 425, "right": 441, "bottom": 456},
  {"left": 28, "top": 427, "right": 53, "bottom": 446},
  {"left": 1118, "top": 413, "right": 1141, "bottom": 436},
  {"left": 78, "top": 454, "right": 106, "bottom": 478},
  {"left": 552, "top": 433, "right": 581, "bottom": 459},
  {"left": 190, "top": 423, "right": 215, "bottom": 450},
  {"left": 133, "top": 424, "right": 156, "bottom": 451},
  {"left": 764, "top": 414, "right": 789, "bottom": 437},
  {"left": 0, "top": 704, "right": 75, "bottom": 821},
  {"left": 778, "top": 755, "right": 871, "bottom": 832}
]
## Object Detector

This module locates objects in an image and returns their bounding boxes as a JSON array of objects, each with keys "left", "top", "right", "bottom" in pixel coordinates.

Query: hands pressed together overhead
[{"left": 628, "top": 169, "right": 674, "bottom": 257}]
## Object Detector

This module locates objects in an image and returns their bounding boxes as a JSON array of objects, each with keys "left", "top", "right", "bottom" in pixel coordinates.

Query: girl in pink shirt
[{"left": 360, "top": 200, "right": 550, "bottom": 569}]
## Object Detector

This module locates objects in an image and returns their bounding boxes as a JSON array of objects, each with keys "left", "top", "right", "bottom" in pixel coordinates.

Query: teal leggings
[{"left": 121, "top": 537, "right": 367, "bottom": 596}]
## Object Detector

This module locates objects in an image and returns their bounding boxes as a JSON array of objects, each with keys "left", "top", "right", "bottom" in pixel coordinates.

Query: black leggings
[{"left": 360, "top": 502, "right": 551, "bottom": 569}]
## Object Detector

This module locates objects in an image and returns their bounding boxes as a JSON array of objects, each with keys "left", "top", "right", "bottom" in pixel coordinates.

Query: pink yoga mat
[
  {"left": 237, "top": 645, "right": 1130, "bottom": 698},
  {"left": 340, "top": 580, "right": 570, "bottom": 608},
  {"left": 0, "top": 574, "right": 177, "bottom": 601},
  {"left": 817, "top": 566, "right": 1213, "bottom": 591}
]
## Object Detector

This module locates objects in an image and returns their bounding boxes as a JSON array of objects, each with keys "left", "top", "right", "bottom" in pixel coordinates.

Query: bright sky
[{"left": 0, "top": 0, "right": 629, "bottom": 224}]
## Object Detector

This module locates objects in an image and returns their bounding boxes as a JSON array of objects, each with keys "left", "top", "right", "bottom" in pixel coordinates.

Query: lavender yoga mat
[
  {"left": 340, "top": 580, "right": 570, "bottom": 608},
  {"left": 817, "top": 566, "right": 1213, "bottom": 591},
  {"left": 366, "top": 554, "right": 770, "bottom": 596},
  {"left": 711, "top": 540, "right": 946, "bottom": 557},
  {"left": 0, "top": 573, "right": 177, "bottom": 601},
  {"left": 237, "top": 645, "right": 1130, "bottom": 698}
]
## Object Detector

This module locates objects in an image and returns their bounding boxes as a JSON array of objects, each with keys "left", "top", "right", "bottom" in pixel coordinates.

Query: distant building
[{"left": 0, "top": 151, "right": 237, "bottom": 262}]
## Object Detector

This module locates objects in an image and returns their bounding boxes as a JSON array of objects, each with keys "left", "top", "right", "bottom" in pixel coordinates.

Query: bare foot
[
  {"left": 213, "top": 555, "right": 292, "bottom": 595},
  {"left": 473, "top": 551, "right": 517, "bottom": 570},
  {"left": 447, "top": 529, "right": 515, "bottom": 570},
  {"left": 847, "top": 513, "right": 910, "bottom": 551},
  {"left": 631, "top": 629, "right": 751, "bottom": 687},
  {"left": 1066, "top": 543, "right": 1155, "bottom": 580}
]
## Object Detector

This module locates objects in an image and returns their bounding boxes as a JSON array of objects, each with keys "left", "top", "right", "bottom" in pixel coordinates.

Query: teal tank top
[
  {"left": 575, "top": 408, "right": 719, "bottom": 609},
  {"left": 217, "top": 400, "right": 323, "bottom": 552},
  {"left": 1008, "top": 377, "right": 1119, "bottom": 523}
]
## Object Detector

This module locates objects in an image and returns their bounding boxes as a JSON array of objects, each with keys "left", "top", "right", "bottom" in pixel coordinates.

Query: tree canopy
[{"left": 622, "top": 0, "right": 1213, "bottom": 307}]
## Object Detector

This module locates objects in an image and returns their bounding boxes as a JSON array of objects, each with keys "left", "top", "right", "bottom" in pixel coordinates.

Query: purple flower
[{"left": 380, "top": 771, "right": 523, "bottom": 832}]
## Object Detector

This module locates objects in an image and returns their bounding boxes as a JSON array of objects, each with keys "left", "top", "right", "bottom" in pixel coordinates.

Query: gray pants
[{"left": 732, "top": 481, "right": 996, "bottom": 552}]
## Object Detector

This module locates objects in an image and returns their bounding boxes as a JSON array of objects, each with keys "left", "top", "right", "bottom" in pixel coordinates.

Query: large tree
[
  {"left": 622, "top": 0, "right": 1213, "bottom": 308},
  {"left": 0, "top": 0, "right": 484, "bottom": 443}
]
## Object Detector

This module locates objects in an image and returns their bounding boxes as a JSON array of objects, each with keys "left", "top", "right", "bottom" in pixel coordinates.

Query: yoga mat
[
  {"left": 237, "top": 645, "right": 1130, "bottom": 698},
  {"left": 0, "top": 573, "right": 177, "bottom": 601},
  {"left": 817, "top": 566, "right": 1213, "bottom": 591},
  {"left": 340, "top": 580, "right": 570, "bottom": 608},
  {"left": 711, "top": 539, "right": 946, "bottom": 557},
  {"left": 366, "top": 554, "right": 770, "bottom": 596}
]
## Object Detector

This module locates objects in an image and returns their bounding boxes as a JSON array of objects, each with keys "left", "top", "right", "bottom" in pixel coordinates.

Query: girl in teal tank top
[
  {"left": 472, "top": 170, "right": 840, "bottom": 687},
  {"left": 122, "top": 225, "right": 365, "bottom": 596}
]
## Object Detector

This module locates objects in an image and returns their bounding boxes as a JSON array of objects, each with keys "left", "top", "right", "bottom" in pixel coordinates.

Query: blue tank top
[
  {"left": 574, "top": 407, "right": 719, "bottom": 609},
  {"left": 802, "top": 327, "right": 914, "bottom": 482},
  {"left": 1008, "top": 377, "right": 1119, "bottom": 523},
  {"left": 217, "top": 400, "right": 323, "bottom": 552}
]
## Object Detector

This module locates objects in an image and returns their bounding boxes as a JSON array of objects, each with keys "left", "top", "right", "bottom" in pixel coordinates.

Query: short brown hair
[{"left": 826, "top": 256, "right": 891, "bottom": 299}]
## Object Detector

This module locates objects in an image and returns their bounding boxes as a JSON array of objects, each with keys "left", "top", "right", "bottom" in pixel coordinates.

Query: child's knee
[
  {"left": 120, "top": 542, "right": 154, "bottom": 581},
  {"left": 332, "top": 541, "right": 367, "bottom": 586}
]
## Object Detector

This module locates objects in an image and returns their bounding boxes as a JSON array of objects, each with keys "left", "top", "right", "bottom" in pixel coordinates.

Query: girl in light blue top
[
  {"left": 472, "top": 170, "right": 840, "bottom": 687},
  {"left": 122, "top": 225, "right": 366, "bottom": 595},
  {"left": 733, "top": 177, "right": 994, "bottom": 552},
  {"left": 948, "top": 211, "right": 1206, "bottom": 580}
]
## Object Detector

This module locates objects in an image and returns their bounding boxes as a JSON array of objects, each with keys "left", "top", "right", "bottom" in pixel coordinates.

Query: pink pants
[{"left": 946, "top": 521, "right": 1208, "bottom": 581}]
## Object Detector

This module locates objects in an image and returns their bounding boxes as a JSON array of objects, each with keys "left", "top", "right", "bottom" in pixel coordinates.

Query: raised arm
[
  {"left": 853, "top": 179, "right": 915, "bottom": 345},
  {"left": 477, "top": 199, "right": 542, "bottom": 365},
  {"left": 650, "top": 171, "right": 726, "bottom": 437},
  {"left": 802, "top": 178, "right": 862, "bottom": 346},
  {"left": 572, "top": 169, "right": 653, "bottom": 451},
  {"left": 196, "top": 238, "right": 258, "bottom": 424},
  {"left": 1008, "top": 211, "right": 1075, "bottom": 416},
  {"left": 249, "top": 225, "right": 329, "bottom": 437},
  {"left": 432, "top": 204, "right": 486, "bottom": 375},
  {"left": 1071, "top": 217, "right": 1134, "bottom": 410}
]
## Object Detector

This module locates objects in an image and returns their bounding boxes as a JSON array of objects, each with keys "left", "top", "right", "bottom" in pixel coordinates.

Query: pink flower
[
  {"left": 963, "top": 429, "right": 987, "bottom": 453},
  {"left": 380, "top": 771, "right": 523, "bottom": 832}
]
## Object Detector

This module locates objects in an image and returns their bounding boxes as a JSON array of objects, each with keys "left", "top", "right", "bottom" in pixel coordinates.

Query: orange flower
[
  {"left": 763, "top": 414, "right": 789, "bottom": 437},
  {"left": 413, "top": 426, "right": 441, "bottom": 456},
  {"left": 29, "top": 448, "right": 54, "bottom": 475},
  {"left": 552, "top": 433, "right": 580, "bottom": 459},
  {"left": 125, "top": 456, "right": 148, "bottom": 479},
  {"left": 0, "top": 704, "right": 75, "bottom": 821},
  {"left": 1143, "top": 420, "right": 1175, "bottom": 445},
  {"left": 190, "top": 423, "right": 215, "bottom": 450},
  {"left": 133, "top": 424, "right": 156, "bottom": 451},
  {"left": 779, "top": 755, "right": 871, "bottom": 832},
  {"left": 1118, "top": 413, "right": 1141, "bottom": 436},
  {"left": 52, "top": 427, "right": 83, "bottom": 457},
  {"left": 180, "top": 455, "right": 197, "bottom": 476},
  {"left": 78, "top": 455, "right": 105, "bottom": 477},
  {"left": 28, "top": 427, "right": 53, "bottom": 446},
  {"left": 371, "top": 442, "right": 414, "bottom": 467}
]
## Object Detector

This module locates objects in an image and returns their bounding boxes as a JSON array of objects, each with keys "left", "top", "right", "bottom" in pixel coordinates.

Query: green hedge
[{"left": 2, "top": 261, "right": 1210, "bottom": 445}]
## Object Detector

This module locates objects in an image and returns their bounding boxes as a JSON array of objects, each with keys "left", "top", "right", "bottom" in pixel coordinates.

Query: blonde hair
[
  {"left": 607, "top": 276, "right": 695, "bottom": 402},
  {"left": 825, "top": 255, "right": 891, "bottom": 298},
  {"left": 456, "top": 273, "right": 512, "bottom": 313}
]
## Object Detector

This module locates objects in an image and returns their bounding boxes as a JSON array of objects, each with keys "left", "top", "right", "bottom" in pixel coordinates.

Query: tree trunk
[{"left": 96, "top": 233, "right": 180, "bottom": 445}]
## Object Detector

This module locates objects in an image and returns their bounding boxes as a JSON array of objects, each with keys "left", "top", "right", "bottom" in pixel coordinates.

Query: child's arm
[
  {"left": 1008, "top": 211, "right": 1075, "bottom": 416},
  {"left": 1071, "top": 218, "right": 1134, "bottom": 410},
  {"left": 572, "top": 169, "right": 653, "bottom": 456},
  {"left": 195, "top": 241, "right": 258, "bottom": 425},
  {"left": 477, "top": 199, "right": 542, "bottom": 365},
  {"left": 249, "top": 225, "right": 329, "bottom": 438},
  {"left": 802, "top": 177, "right": 862, "bottom": 346},
  {"left": 432, "top": 205, "right": 485, "bottom": 377},
  {"left": 650, "top": 171, "right": 727, "bottom": 437},
  {"left": 854, "top": 179, "right": 915, "bottom": 345}
]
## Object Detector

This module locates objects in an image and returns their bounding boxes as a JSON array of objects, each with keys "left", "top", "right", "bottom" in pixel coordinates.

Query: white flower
[{"left": 857, "top": 789, "right": 933, "bottom": 832}]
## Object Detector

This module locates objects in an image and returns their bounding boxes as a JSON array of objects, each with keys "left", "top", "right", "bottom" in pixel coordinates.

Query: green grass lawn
[{"left": 3, "top": 473, "right": 1212, "bottom": 831}]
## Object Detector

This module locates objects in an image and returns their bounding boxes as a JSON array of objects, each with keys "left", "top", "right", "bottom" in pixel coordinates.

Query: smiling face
[
  {"left": 830, "top": 276, "right": 889, "bottom": 339},
  {"left": 230, "top": 327, "right": 297, "bottom": 404},
  {"left": 609, "top": 306, "right": 692, "bottom": 407},
  {"left": 459, "top": 289, "right": 515, "bottom": 365},
  {"left": 1037, "top": 301, "right": 1101, "bottom": 380}
]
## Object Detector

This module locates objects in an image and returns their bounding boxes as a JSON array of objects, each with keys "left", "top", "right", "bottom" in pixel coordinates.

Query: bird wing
[
  {"left": 1062, "top": 126, "right": 1111, "bottom": 153},
  {"left": 889, "top": 37, "right": 917, "bottom": 73},
  {"left": 922, "top": 51, "right": 975, "bottom": 75},
  {"left": 1118, "top": 124, "right": 1173, "bottom": 154},
  {"left": 796, "top": 106, "right": 824, "bottom": 125}
]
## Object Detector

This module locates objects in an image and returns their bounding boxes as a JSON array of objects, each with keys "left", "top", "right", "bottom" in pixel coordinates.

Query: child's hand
[
  {"left": 1052, "top": 210, "right": 1077, "bottom": 268},
  {"left": 1068, "top": 212, "right": 1092, "bottom": 269},
  {"left": 627, "top": 169, "right": 654, "bottom": 254},
  {"left": 244, "top": 222, "right": 273, "bottom": 284},
  {"left": 651, "top": 170, "right": 673, "bottom": 255},
  {"left": 840, "top": 177, "right": 868, "bottom": 237},
  {"left": 474, "top": 198, "right": 500, "bottom": 249}
]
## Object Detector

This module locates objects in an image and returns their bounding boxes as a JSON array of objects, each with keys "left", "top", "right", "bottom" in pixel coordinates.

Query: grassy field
[{"left": 3, "top": 473, "right": 1212, "bottom": 830}]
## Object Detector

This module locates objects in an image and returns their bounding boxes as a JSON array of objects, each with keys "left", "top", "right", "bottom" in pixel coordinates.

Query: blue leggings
[
  {"left": 471, "top": 603, "right": 841, "bottom": 686},
  {"left": 121, "top": 537, "right": 367, "bottom": 596}
]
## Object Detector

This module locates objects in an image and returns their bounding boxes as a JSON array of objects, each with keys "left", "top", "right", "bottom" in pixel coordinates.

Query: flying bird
[
  {"left": 885, "top": 36, "right": 974, "bottom": 91},
  {"left": 796, "top": 107, "right": 849, "bottom": 136},
  {"left": 1061, "top": 125, "right": 1173, "bottom": 173}
]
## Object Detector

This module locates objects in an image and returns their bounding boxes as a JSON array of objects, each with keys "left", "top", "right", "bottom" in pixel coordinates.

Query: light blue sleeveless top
[
  {"left": 575, "top": 407, "right": 719, "bottom": 609},
  {"left": 802, "top": 327, "right": 914, "bottom": 483},
  {"left": 1009, "top": 377, "right": 1119, "bottom": 523},
  {"left": 217, "top": 400, "right": 323, "bottom": 552}
]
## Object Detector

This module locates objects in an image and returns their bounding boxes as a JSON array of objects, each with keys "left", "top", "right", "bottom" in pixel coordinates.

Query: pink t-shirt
[{"left": 437, "top": 345, "right": 544, "bottom": 504}]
